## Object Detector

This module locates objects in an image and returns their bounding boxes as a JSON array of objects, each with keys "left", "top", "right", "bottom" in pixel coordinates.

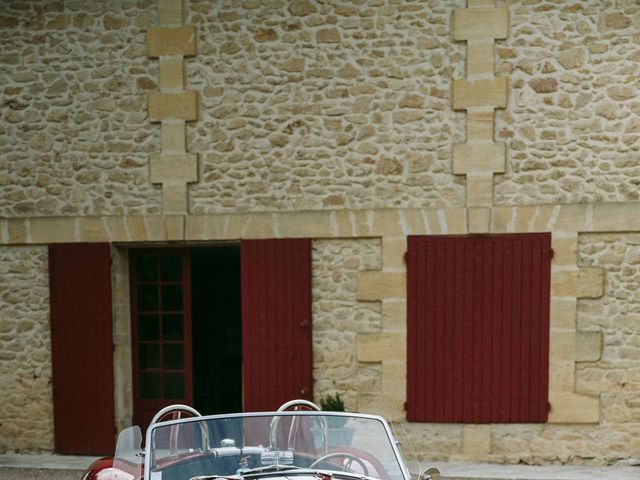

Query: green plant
[{"left": 319, "top": 392, "right": 345, "bottom": 412}]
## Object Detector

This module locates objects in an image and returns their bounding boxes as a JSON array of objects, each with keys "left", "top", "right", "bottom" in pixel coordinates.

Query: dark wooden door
[
  {"left": 130, "top": 250, "right": 192, "bottom": 428},
  {"left": 241, "top": 239, "right": 313, "bottom": 412},
  {"left": 49, "top": 243, "right": 115, "bottom": 455}
]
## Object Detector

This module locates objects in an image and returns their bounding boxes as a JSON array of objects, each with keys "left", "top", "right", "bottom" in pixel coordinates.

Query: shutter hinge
[
  {"left": 549, "top": 248, "right": 555, "bottom": 259},
  {"left": 547, "top": 402, "right": 552, "bottom": 412},
  {"left": 403, "top": 252, "right": 408, "bottom": 264},
  {"left": 403, "top": 401, "right": 408, "bottom": 412}
]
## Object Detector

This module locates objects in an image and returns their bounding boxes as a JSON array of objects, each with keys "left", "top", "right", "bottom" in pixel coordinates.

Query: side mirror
[{"left": 420, "top": 467, "right": 440, "bottom": 480}]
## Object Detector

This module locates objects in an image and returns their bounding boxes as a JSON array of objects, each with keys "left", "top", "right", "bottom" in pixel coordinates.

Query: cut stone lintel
[
  {"left": 148, "top": 91, "right": 198, "bottom": 122},
  {"left": 147, "top": 26, "right": 196, "bottom": 57},
  {"left": 453, "top": 7, "right": 509, "bottom": 41},
  {"left": 453, "top": 142, "right": 506, "bottom": 174},
  {"left": 453, "top": 77, "right": 508, "bottom": 110}
]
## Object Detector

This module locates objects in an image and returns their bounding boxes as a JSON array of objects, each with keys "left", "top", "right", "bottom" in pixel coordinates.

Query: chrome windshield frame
[{"left": 143, "top": 411, "right": 411, "bottom": 480}]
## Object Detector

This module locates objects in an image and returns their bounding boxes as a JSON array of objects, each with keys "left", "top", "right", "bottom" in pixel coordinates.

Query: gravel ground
[{"left": 0, "top": 468, "right": 83, "bottom": 480}]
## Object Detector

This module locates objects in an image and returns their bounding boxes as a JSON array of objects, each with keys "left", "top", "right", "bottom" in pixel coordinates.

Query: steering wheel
[
  {"left": 150, "top": 404, "right": 206, "bottom": 456},
  {"left": 310, "top": 452, "right": 369, "bottom": 476}
]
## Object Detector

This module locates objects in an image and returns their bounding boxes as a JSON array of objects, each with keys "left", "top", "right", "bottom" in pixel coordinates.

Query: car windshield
[{"left": 139, "top": 412, "right": 408, "bottom": 480}]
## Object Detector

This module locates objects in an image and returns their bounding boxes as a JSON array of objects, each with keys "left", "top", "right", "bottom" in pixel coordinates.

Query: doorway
[
  {"left": 191, "top": 245, "right": 242, "bottom": 415},
  {"left": 130, "top": 245, "right": 242, "bottom": 426}
]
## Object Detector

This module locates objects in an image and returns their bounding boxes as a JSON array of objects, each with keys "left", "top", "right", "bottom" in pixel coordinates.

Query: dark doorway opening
[{"left": 191, "top": 245, "right": 242, "bottom": 415}]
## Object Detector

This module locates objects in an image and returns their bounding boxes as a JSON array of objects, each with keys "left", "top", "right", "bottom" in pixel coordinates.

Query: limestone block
[
  {"left": 575, "top": 330, "right": 602, "bottom": 362},
  {"left": 551, "top": 235, "right": 578, "bottom": 266},
  {"left": 159, "top": 57, "right": 185, "bottom": 90},
  {"left": 161, "top": 122, "right": 186, "bottom": 152},
  {"left": 125, "top": 217, "right": 151, "bottom": 241},
  {"left": 550, "top": 330, "right": 576, "bottom": 363},
  {"left": 382, "top": 236, "right": 407, "bottom": 270},
  {"left": 510, "top": 205, "right": 537, "bottom": 232},
  {"left": 356, "top": 392, "right": 405, "bottom": 421},
  {"left": 453, "top": 77, "right": 508, "bottom": 110},
  {"left": 6, "top": 219, "right": 28, "bottom": 244},
  {"left": 163, "top": 215, "right": 185, "bottom": 241},
  {"left": 554, "top": 204, "right": 588, "bottom": 232},
  {"left": 357, "top": 271, "right": 406, "bottom": 301},
  {"left": 466, "top": 173, "right": 493, "bottom": 207},
  {"left": 277, "top": 212, "right": 333, "bottom": 238},
  {"left": 443, "top": 208, "right": 468, "bottom": 234},
  {"left": 145, "top": 216, "right": 167, "bottom": 241},
  {"left": 490, "top": 207, "right": 511, "bottom": 232},
  {"left": 147, "top": 26, "right": 196, "bottom": 57},
  {"left": 187, "top": 214, "right": 234, "bottom": 240},
  {"left": 148, "top": 91, "right": 198, "bottom": 122},
  {"left": 150, "top": 153, "right": 199, "bottom": 184},
  {"left": 29, "top": 218, "right": 75, "bottom": 244},
  {"left": 468, "top": 0, "right": 495, "bottom": 6},
  {"left": 382, "top": 360, "right": 407, "bottom": 392},
  {"left": 382, "top": 300, "right": 407, "bottom": 330},
  {"left": 453, "top": 142, "right": 505, "bottom": 174},
  {"left": 79, "top": 217, "right": 110, "bottom": 242},
  {"left": 453, "top": 7, "right": 508, "bottom": 41},
  {"left": 551, "top": 269, "right": 577, "bottom": 297},
  {"left": 462, "top": 425, "right": 491, "bottom": 456},
  {"left": 549, "top": 297, "right": 577, "bottom": 330},
  {"left": 105, "top": 217, "right": 131, "bottom": 242},
  {"left": 466, "top": 109, "right": 494, "bottom": 142},
  {"left": 467, "top": 41, "right": 494, "bottom": 77},
  {"left": 371, "top": 210, "right": 403, "bottom": 236},
  {"left": 402, "top": 209, "right": 429, "bottom": 235},
  {"left": 548, "top": 359, "right": 576, "bottom": 393},
  {"left": 576, "top": 267, "right": 604, "bottom": 299},
  {"left": 159, "top": 0, "right": 183, "bottom": 25},
  {"left": 592, "top": 202, "right": 640, "bottom": 232},
  {"left": 548, "top": 393, "right": 600, "bottom": 424},
  {"left": 238, "top": 213, "right": 277, "bottom": 239},
  {"left": 357, "top": 332, "right": 405, "bottom": 362},
  {"left": 467, "top": 207, "right": 491, "bottom": 233},
  {"left": 162, "top": 182, "right": 189, "bottom": 214}
]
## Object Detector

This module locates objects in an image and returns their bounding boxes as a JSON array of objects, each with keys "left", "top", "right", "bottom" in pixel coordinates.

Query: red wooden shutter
[
  {"left": 407, "top": 233, "right": 551, "bottom": 423},
  {"left": 49, "top": 243, "right": 115, "bottom": 454},
  {"left": 241, "top": 239, "right": 313, "bottom": 412}
]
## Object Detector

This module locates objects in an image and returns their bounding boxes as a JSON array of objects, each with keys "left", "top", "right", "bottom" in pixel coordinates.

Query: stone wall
[
  {"left": 0, "top": 1, "right": 160, "bottom": 218},
  {"left": 0, "top": 246, "right": 53, "bottom": 451},
  {"left": 311, "top": 238, "right": 382, "bottom": 409},
  {"left": 495, "top": 0, "right": 640, "bottom": 205}
]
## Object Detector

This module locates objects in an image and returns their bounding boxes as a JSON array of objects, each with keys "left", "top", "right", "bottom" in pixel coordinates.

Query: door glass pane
[
  {"left": 140, "top": 372, "right": 161, "bottom": 399},
  {"left": 163, "top": 344, "right": 184, "bottom": 369},
  {"left": 161, "top": 255, "right": 182, "bottom": 281},
  {"left": 136, "top": 255, "right": 158, "bottom": 282},
  {"left": 164, "top": 373, "right": 184, "bottom": 398},
  {"left": 137, "top": 285, "right": 158, "bottom": 311},
  {"left": 138, "top": 314, "right": 159, "bottom": 341},
  {"left": 162, "top": 314, "right": 183, "bottom": 340},
  {"left": 139, "top": 343, "right": 160, "bottom": 369},
  {"left": 162, "top": 285, "right": 183, "bottom": 311}
]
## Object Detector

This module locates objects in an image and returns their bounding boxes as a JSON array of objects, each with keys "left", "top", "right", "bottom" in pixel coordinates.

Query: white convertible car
[{"left": 82, "top": 400, "right": 441, "bottom": 480}]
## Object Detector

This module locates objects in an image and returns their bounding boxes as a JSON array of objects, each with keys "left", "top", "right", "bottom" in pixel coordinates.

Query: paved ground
[{"left": 1, "top": 454, "right": 639, "bottom": 480}]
